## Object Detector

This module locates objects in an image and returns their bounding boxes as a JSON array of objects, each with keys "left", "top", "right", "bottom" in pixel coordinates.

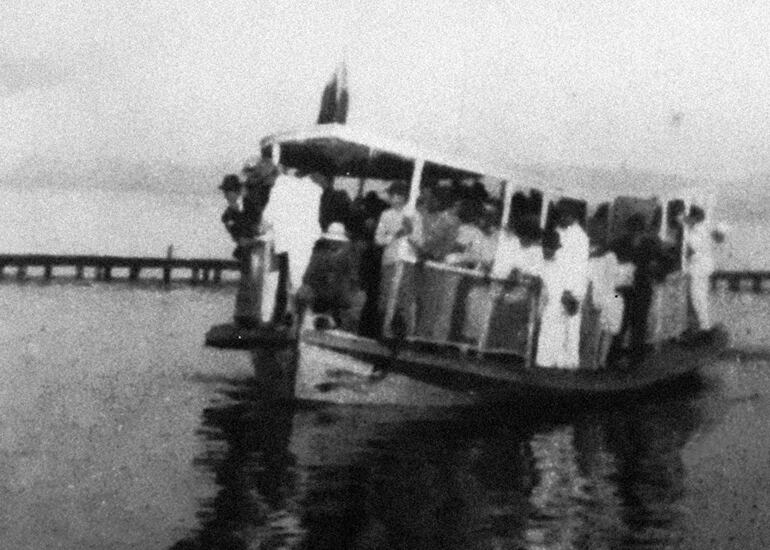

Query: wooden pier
[
  {"left": 711, "top": 270, "right": 770, "bottom": 293},
  {"left": 0, "top": 254, "right": 767, "bottom": 293},
  {"left": 0, "top": 253, "right": 239, "bottom": 285}
]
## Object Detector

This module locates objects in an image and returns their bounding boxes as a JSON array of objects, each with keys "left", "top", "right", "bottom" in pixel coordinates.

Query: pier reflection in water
[{"left": 173, "top": 352, "right": 707, "bottom": 550}]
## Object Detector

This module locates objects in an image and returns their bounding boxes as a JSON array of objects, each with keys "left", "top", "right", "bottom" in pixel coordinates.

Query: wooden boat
[{"left": 206, "top": 123, "right": 728, "bottom": 406}]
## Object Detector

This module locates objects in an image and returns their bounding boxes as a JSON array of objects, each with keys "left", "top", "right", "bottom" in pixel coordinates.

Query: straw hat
[{"left": 320, "top": 222, "right": 349, "bottom": 241}]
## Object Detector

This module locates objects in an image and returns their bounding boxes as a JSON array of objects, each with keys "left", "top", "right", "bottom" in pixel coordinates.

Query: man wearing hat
[
  {"left": 218, "top": 174, "right": 246, "bottom": 258},
  {"left": 295, "top": 222, "right": 366, "bottom": 332},
  {"left": 241, "top": 156, "right": 280, "bottom": 238}
]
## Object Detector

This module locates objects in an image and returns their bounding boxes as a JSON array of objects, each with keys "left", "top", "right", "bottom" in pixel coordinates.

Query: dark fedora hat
[{"left": 218, "top": 174, "right": 242, "bottom": 192}]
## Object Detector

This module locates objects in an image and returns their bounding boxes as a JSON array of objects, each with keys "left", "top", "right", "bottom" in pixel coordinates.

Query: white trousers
[{"left": 690, "top": 272, "right": 711, "bottom": 330}]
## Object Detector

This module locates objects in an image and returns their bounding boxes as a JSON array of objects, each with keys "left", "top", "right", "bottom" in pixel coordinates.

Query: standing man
[
  {"left": 554, "top": 206, "right": 590, "bottom": 368},
  {"left": 241, "top": 156, "right": 279, "bottom": 239},
  {"left": 684, "top": 205, "right": 719, "bottom": 334},
  {"left": 218, "top": 174, "right": 246, "bottom": 259},
  {"left": 260, "top": 169, "right": 324, "bottom": 294},
  {"left": 374, "top": 180, "right": 421, "bottom": 338},
  {"left": 295, "top": 222, "right": 366, "bottom": 332},
  {"left": 314, "top": 171, "right": 352, "bottom": 232}
]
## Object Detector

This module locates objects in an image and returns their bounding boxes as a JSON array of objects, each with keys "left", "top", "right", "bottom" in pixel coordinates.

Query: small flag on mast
[{"left": 317, "top": 61, "right": 349, "bottom": 124}]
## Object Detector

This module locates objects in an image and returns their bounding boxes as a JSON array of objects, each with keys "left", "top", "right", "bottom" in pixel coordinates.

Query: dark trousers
[{"left": 612, "top": 282, "right": 653, "bottom": 358}]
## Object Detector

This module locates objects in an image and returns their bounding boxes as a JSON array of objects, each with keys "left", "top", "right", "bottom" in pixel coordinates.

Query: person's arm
[{"left": 374, "top": 211, "right": 394, "bottom": 246}]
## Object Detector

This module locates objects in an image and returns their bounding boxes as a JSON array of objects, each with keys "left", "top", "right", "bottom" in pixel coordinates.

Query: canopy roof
[
  {"left": 260, "top": 124, "right": 495, "bottom": 182},
  {"left": 259, "top": 124, "right": 701, "bottom": 203}
]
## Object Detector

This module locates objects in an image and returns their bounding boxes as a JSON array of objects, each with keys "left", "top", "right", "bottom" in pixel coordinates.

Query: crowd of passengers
[{"left": 220, "top": 157, "right": 721, "bottom": 370}]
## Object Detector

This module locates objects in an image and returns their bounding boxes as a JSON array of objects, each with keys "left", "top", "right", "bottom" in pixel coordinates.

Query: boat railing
[{"left": 385, "top": 258, "right": 541, "bottom": 365}]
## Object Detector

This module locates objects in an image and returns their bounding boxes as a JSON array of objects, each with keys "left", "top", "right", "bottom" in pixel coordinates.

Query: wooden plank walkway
[{"left": 0, "top": 253, "right": 239, "bottom": 285}]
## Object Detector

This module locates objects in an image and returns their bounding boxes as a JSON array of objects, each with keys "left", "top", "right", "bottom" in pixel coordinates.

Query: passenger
[
  {"left": 315, "top": 171, "right": 352, "bottom": 232},
  {"left": 555, "top": 207, "right": 590, "bottom": 367},
  {"left": 684, "top": 205, "right": 717, "bottom": 334},
  {"left": 295, "top": 222, "right": 366, "bottom": 332},
  {"left": 661, "top": 200, "right": 686, "bottom": 273},
  {"left": 445, "top": 199, "right": 487, "bottom": 268},
  {"left": 536, "top": 230, "right": 584, "bottom": 369},
  {"left": 490, "top": 226, "right": 522, "bottom": 280},
  {"left": 610, "top": 214, "right": 667, "bottom": 358},
  {"left": 218, "top": 174, "right": 247, "bottom": 259},
  {"left": 419, "top": 186, "right": 461, "bottom": 262},
  {"left": 588, "top": 246, "right": 625, "bottom": 366},
  {"left": 349, "top": 191, "right": 389, "bottom": 337},
  {"left": 260, "top": 168, "right": 324, "bottom": 295},
  {"left": 241, "top": 157, "right": 279, "bottom": 238},
  {"left": 348, "top": 191, "right": 388, "bottom": 242},
  {"left": 476, "top": 201, "right": 503, "bottom": 269},
  {"left": 375, "top": 180, "right": 421, "bottom": 337}
]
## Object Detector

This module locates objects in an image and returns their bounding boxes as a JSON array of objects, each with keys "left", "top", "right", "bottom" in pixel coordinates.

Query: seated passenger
[
  {"left": 445, "top": 199, "right": 488, "bottom": 269},
  {"left": 295, "top": 223, "right": 366, "bottom": 332},
  {"left": 419, "top": 186, "right": 461, "bottom": 262},
  {"left": 491, "top": 216, "right": 544, "bottom": 280}
]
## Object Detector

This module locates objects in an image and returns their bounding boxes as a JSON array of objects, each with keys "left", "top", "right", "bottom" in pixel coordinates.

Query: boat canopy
[{"left": 259, "top": 124, "right": 496, "bottom": 182}]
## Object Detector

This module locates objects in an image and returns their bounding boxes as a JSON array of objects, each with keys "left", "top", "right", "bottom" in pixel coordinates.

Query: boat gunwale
[{"left": 299, "top": 327, "right": 718, "bottom": 396}]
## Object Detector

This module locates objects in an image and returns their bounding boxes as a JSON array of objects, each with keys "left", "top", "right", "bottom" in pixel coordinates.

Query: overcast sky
[{"left": 2, "top": 1, "right": 769, "bottom": 186}]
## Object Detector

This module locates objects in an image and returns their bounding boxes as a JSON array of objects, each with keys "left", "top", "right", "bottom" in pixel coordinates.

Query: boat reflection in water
[{"left": 171, "top": 352, "right": 707, "bottom": 550}]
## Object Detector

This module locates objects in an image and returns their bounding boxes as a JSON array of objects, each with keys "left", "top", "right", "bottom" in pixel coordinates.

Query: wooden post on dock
[
  {"left": 163, "top": 245, "right": 173, "bottom": 285},
  {"left": 44, "top": 264, "right": 52, "bottom": 279},
  {"left": 129, "top": 265, "right": 140, "bottom": 281},
  {"left": 16, "top": 264, "right": 27, "bottom": 280}
]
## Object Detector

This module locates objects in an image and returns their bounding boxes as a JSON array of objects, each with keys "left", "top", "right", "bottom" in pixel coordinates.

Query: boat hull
[{"left": 247, "top": 326, "right": 727, "bottom": 407}]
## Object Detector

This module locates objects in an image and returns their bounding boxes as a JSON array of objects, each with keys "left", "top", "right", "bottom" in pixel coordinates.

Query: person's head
[
  {"left": 457, "top": 199, "right": 481, "bottom": 225},
  {"left": 556, "top": 206, "right": 578, "bottom": 228},
  {"left": 308, "top": 171, "right": 333, "bottom": 190},
  {"left": 479, "top": 201, "right": 501, "bottom": 233},
  {"left": 386, "top": 180, "right": 409, "bottom": 209},
  {"left": 218, "top": 174, "right": 242, "bottom": 205},
  {"left": 242, "top": 157, "right": 279, "bottom": 188},
  {"left": 432, "top": 185, "right": 456, "bottom": 213},
  {"left": 668, "top": 200, "right": 686, "bottom": 227},
  {"left": 625, "top": 213, "right": 647, "bottom": 234},
  {"left": 686, "top": 205, "right": 706, "bottom": 225},
  {"left": 517, "top": 217, "right": 543, "bottom": 247},
  {"left": 541, "top": 229, "right": 561, "bottom": 260}
]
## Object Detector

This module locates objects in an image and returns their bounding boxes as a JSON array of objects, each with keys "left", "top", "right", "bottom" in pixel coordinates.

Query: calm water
[{"left": 0, "top": 281, "right": 768, "bottom": 549}]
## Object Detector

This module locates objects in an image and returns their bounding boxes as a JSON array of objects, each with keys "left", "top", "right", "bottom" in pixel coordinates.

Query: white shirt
[
  {"left": 556, "top": 222, "right": 589, "bottom": 299},
  {"left": 685, "top": 222, "right": 715, "bottom": 275},
  {"left": 375, "top": 207, "right": 420, "bottom": 265},
  {"left": 261, "top": 174, "right": 322, "bottom": 289}
]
